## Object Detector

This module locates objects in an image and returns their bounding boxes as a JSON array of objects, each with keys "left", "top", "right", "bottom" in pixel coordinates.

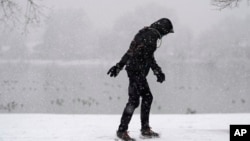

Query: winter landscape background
[
  {"left": 1, "top": 1, "right": 250, "bottom": 141},
  {"left": 0, "top": 0, "right": 250, "bottom": 114}
]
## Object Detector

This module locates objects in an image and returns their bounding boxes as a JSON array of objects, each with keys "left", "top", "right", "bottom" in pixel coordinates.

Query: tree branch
[
  {"left": 212, "top": 0, "right": 249, "bottom": 10},
  {"left": 0, "top": 0, "right": 20, "bottom": 28},
  {"left": 0, "top": 0, "right": 48, "bottom": 32}
]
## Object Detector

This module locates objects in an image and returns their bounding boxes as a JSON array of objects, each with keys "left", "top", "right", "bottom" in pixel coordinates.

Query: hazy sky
[{"left": 46, "top": 0, "right": 250, "bottom": 36}]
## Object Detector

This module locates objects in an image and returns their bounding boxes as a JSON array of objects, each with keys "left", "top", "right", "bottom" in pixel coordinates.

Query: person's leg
[
  {"left": 140, "top": 79, "right": 153, "bottom": 130},
  {"left": 139, "top": 79, "right": 159, "bottom": 138},
  {"left": 118, "top": 78, "right": 140, "bottom": 132}
]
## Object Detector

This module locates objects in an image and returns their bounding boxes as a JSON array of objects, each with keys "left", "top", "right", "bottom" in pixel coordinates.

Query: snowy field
[{"left": 0, "top": 113, "right": 249, "bottom": 141}]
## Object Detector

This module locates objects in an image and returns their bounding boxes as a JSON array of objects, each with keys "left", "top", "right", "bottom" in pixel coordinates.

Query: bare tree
[
  {"left": 212, "top": 0, "right": 250, "bottom": 9},
  {"left": 0, "top": 0, "right": 47, "bottom": 31}
]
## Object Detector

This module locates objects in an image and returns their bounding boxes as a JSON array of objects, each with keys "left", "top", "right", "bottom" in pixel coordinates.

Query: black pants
[{"left": 118, "top": 73, "right": 153, "bottom": 132}]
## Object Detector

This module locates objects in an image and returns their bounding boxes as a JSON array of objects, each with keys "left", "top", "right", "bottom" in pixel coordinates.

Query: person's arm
[
  {"left": 116, "top": 40, "right": 138, "bottom": 69},
  {"left": 151, "top": 55, "right": 165, "bottom": 83},
  {"left": 151, "top": 55, "right": 162, "bottom": 74},
  {"left": 107, "top": 41, "right": 138, "bottom": 77}
]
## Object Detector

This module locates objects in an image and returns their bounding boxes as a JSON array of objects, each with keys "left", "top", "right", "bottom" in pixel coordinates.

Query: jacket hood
[{"left": 150, "top": 18, "right": 174, "bottom": 36}]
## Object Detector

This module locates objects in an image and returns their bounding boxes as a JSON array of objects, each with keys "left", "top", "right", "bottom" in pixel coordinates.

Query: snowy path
[{"left": 0, "top": 114, "right": 249, "bottom": 141}]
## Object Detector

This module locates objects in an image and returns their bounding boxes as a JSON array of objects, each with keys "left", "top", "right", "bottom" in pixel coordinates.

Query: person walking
[{"left": 107, "top": 18, "right": 174, "bottom": 141}]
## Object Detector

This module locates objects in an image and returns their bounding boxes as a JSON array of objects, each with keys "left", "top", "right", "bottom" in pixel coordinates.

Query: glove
[
  {"left": 156, "top": 72, "right": 165, "bottom": 83},
  {"left": 107, "top": 65, "right": 121, "bottom": 77}
]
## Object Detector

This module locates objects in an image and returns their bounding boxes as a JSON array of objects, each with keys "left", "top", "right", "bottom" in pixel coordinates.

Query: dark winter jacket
[{"left": 116, "top": 27, "right": 163, "bottom": 78}]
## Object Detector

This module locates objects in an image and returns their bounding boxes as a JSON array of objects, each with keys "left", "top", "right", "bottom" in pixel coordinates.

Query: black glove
[
  {"left": 156, "top": 72, "right": 165, "bottom": 83},
  {"left": 107, "top": 65, "right": 121, "bottom": 77}
]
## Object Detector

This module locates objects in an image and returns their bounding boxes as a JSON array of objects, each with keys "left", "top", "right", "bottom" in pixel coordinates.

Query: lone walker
[{"left": 107, "top": 18, "right": 174, "bottom": 141}]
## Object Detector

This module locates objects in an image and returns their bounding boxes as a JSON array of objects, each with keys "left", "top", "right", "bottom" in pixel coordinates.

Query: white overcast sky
[{"left": 45, "top": 0, "right": 250, "bottom": 36}]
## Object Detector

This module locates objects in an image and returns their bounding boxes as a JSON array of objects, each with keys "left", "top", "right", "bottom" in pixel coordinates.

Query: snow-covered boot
[
  {"left": 141, "top": 128, "right": 160, "bottom": 138},
  {"left": 116, "top": 131, "right": 136, "bottom": 141}
]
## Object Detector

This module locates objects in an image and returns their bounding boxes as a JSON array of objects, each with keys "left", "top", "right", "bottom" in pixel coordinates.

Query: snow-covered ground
[{"left": 0, "top": 113, "right": 249, "bottom": 141}]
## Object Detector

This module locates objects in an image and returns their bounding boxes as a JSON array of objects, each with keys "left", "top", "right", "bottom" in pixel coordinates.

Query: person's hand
[
  {"left": 107, "top": 65, "right": 121, "bottom": 77},
  {"left": 156, "top": 72, "right": 165, "bottom": 83}
]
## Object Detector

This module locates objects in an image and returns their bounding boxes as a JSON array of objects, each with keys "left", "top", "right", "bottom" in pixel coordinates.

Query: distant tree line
[{"left": 1, "top": 0, "right": 249, "bottom": 31}]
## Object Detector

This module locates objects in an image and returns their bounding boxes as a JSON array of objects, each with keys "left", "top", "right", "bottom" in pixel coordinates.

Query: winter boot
[
  {"left": 116, "top": 131, "right": 136, "bottom": 141},
  {"left": 141, "top": 128, "right": 160, "bottom": 138}
]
